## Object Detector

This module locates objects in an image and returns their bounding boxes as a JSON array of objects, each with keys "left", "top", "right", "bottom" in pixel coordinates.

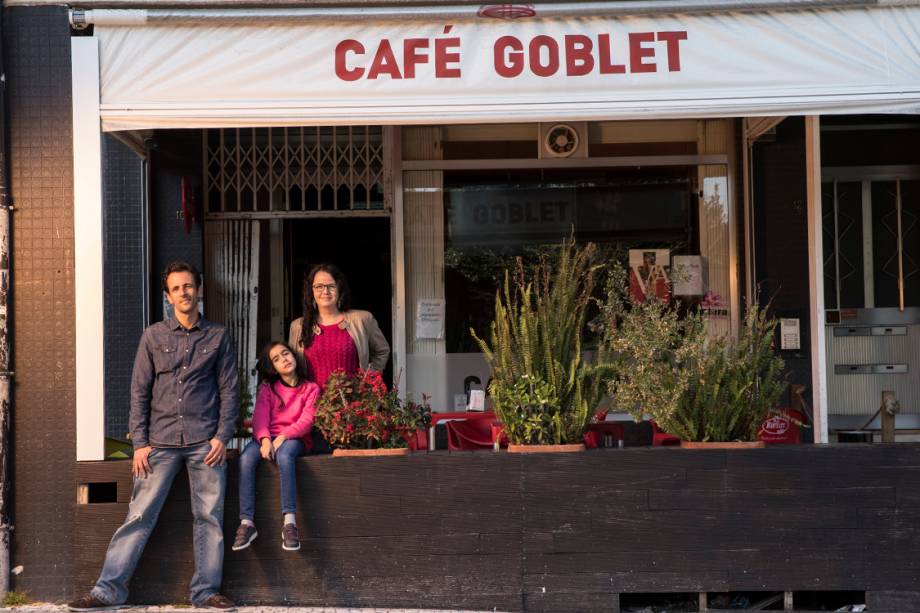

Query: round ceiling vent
[{"left": 544, "top": 124, "right": 579, "bottom": 158}]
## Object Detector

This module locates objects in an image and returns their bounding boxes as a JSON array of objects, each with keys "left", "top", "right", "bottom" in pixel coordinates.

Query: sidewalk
[{"left": 0, "top": 602, "right": 510, "bottom": 613}]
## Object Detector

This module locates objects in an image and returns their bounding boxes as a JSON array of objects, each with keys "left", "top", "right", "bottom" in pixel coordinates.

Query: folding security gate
[{"left": 203, "top": 220, "right": 260, "bottom": 413}]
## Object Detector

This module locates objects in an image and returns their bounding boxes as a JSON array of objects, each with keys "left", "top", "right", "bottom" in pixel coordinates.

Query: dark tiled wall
[
  {"left": 102, "top": 136, "right": 146, "bottom": 440},
  {"left": 5, "top": 5, "right": 75, "bottom": 597},
  {"left": 149, "top": 131, "right": 203, "bottom": 322}
]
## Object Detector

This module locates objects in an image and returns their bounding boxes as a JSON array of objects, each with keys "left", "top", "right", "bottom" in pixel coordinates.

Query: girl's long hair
[
  {"left": 256, "top": 341, "right": 310, "bottom": 406},
  {"left": 300, "top": 263, "right": 353, "bottom": 350}
]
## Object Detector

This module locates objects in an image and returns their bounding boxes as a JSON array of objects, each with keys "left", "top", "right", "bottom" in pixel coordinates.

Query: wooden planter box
[{"left": 74, "top": 444, "right": 920, "bottom": 612}]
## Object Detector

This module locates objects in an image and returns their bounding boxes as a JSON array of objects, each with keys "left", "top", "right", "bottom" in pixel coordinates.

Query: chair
[
  {"left": 651, "top": 421, "right": 681, "bottom": 446},
  {"left": 445, "top": 416, "right": 495, "bottom": 451}
]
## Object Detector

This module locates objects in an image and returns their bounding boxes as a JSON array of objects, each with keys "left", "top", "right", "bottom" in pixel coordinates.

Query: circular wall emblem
[
  {"left": 544, "top": 124, "right": 579, "bottom": 158},
  {"left": 477, "top": 4, "right": 537, "bottom": 19},
  {"left": 762, "top": 415, "right": 790, "bottom": 436}
]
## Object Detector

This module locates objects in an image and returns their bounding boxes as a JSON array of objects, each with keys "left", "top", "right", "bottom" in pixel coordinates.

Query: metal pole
[
  {"left": 896, "top": 178, "right": 904, "bottom": 312},
  {"left": 68, "top": 0, "right": 920, "bottom": 27},
  {"left": 0, "top": 6, "right": 14, "bottom": 598},
  {"left": 805, "top": 115, "right": 828, "bottom": 444}
]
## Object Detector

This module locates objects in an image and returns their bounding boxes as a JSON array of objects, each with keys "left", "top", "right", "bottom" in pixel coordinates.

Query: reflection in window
[{"left": 443, "top": 170, "right": 693, "bottom": 353}]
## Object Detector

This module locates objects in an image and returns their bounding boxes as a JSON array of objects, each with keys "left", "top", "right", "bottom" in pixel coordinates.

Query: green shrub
[
  {"left": 606, "top": 290, "right": 787, "bottom": 443},
  {"left": 2, "top": 590, "right": 30, "bottom": 607}
]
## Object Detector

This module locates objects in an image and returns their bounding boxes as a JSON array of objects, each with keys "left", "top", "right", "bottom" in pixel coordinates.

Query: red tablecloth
[{"left": 432, "top": 411, "right": 496, "bottom": 423}]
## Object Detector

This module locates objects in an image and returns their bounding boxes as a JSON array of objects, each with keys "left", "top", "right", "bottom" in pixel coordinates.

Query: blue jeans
[
  {"left": 91, "top": 442, "right": 226, "bottom": 606},
  {"left": 238, "top": 438, "right": 305, "bottom": 521}
]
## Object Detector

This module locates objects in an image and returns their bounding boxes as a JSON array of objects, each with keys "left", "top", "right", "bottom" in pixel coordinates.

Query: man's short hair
[{"left": 162, "top": 261, "right": 202, "bottom": 292}]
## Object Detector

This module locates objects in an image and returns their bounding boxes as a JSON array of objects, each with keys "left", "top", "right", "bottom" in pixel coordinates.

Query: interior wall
[
  {"left": 149, "top": 130, "right": 205, "bottom": 321},
  {"left": 752, "top": 117, "right": 813, "bottom": 411},
  {"left": 402, "top": 127, "right": 447, "bottom": 406}
]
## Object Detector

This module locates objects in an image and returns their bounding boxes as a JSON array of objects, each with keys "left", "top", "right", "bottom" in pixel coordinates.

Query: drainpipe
[{"left": 0, "top": 6, "right": 13, "bottom": 600}]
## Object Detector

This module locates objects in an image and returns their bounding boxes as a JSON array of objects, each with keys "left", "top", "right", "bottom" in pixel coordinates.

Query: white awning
[{"left": 90, "top": 5, "right": 920, "bottom": 131}]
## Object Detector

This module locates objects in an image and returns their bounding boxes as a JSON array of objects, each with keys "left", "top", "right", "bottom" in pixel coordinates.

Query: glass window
[
  {"left": 401, "top": 127, "right": 735, "bottom": 412},
  {"left": 442, "top": 169, "right": 693, "bottom": 353}
]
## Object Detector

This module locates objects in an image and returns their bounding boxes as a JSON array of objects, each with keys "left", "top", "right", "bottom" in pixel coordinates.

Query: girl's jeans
[
  {"left": 238, "top": 438, "right": 305, "bottom": 521},
  {"left": 91, "top": 442, "right": 226, "bottom": 606}
]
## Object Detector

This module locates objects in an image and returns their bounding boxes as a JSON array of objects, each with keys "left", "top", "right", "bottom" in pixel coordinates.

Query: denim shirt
[{"left": 129, "top": 316, "right": 239, "bottom": 449}]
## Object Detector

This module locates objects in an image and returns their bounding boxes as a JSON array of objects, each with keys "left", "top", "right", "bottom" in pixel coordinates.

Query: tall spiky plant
[{"left": 472, "top": 238, "right": 618, "bottom": 445}]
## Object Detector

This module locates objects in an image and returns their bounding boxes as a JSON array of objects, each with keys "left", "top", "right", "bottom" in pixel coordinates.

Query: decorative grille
[
  {"left": 203, "top": 126, "right": 386, "bottom": 216},
  {"left": 203, "top": 219, "right": 260, "bottom": 420}
]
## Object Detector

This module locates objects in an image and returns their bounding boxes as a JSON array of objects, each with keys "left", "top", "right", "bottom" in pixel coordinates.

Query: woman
[
  {"left": 233, "top": 341, "right": 320, "bottom": 553},
  {"left": 289, "top": 263, "right": 390, "bottom": 390}
]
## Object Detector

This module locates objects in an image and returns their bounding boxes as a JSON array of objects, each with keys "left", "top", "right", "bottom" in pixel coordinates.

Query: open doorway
[{"left": 285, "top": 217, "right": 393, "bottom": 385}]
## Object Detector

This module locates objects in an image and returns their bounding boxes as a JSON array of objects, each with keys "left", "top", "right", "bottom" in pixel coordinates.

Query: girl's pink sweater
[{"left": 251, "top": 380, "right": 321, "bottom": 450}]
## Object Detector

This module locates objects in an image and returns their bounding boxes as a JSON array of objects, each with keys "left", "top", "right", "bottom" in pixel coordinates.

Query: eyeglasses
[{"left": 312, "top": 283, "right": 338, "bottom": 294}]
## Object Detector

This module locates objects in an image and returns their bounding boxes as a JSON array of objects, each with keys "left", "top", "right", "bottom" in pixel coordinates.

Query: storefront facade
[
  {"left": 64, "top": 0, "right": 920, "bottom": 458},
  {"left": 4, "top": 0, "right": 920, "bottom": 605}
]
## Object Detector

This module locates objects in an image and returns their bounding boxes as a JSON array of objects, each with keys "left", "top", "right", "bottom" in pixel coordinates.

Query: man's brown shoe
[
  {"left": 200, "top": 594, "right": 236, "bottom": 610},
  {"left": 68, "top": 594, "right": 125, "bottom": 611}
]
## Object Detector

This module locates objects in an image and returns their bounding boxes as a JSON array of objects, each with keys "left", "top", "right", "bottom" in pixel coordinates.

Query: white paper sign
[
  {"left": 780, "top": 318, "right": 801, "bottom": 350},
  {"left": 672, "top": 255, "right": 704, "bottom": 296},
  {"left": 416, "top": 299, "right": 446, "bottom": 340},
  {"left": 468, "top": 389, "right": 486, "bottom": 412}
]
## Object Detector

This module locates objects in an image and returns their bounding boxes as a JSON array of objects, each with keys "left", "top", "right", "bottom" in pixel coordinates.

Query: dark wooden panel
[
  {"left": 523, "top": 570, "right": 729, "bottom": 592},
  {"left": 867, "top": 590, "right": 920, "bottom": 613},
  {"left": 524, "top": 590, "right": 618, "bottom": 613},
  {"left": 525, "top": 549, "right": 762, "bottom": 575},
  {"left": 648, "top": 486, "right": 897, "bottom": 511},
  {"left": 73, "top": 445, "right": 920, "bottom": 611},
  {"left": 76, "top": 461, "right": 135, "bottom": 504}
]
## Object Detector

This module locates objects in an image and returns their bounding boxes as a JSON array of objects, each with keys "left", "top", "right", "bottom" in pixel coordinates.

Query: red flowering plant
[{"left": 314, "top": 369, "right": 431, "bottom": 449}]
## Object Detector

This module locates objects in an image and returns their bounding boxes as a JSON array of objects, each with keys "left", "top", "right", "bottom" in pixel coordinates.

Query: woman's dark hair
[
  {"left": 256, "top": 341, "right": 310, "bottom": 405},
  {"left": 300, "top": 263, "right": 352, "bottom": 350}
]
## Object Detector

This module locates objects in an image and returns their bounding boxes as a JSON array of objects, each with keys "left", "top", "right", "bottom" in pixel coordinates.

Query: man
[{"left": 70, "top": 262, "right": 239, "bottom": 611}]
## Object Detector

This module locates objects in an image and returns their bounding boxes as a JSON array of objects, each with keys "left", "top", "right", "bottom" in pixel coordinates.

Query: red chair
[
  {"left": 446, "top": 416, "right": 495, "bottom": 451},
  {"left": 585, "top": 422, "right": 626, "bottom": 448},
  {"left": 651, "top": 421, "right": 681, "bottom": 446},
  {"left": 490, "top": 423, "right": 509, "bottom": 448}
]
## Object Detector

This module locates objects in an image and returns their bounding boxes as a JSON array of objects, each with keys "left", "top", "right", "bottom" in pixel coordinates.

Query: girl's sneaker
[
  {"left": 231, "top": 523, "right": 258, "bottom": 551},
  {"left": 282, "top": 523, "right": 301, "bottom": 551}
]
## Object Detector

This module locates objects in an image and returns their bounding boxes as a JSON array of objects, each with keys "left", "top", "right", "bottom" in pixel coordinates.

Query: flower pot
[
  {"left": 405, "top": 429, "right": 428, "bottom": 451},
  {"left": 331, "top": 447, "right": 411, "bottom": 457},
  {"left": 506, "top": 443, "right": 586, "bottom": 454},
  {"left": 679, "top": 440, "right": 765, "bottom": 449}
]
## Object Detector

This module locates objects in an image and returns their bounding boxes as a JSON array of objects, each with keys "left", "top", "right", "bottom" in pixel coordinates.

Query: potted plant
[
  {"left": 472, "top": 238, "right": 617, "bottom": 452},
  {"left": 314, "top": 369, "right": 431, "bottom": 456},
  {"left": 227, "top": 370, "right": 255, "bottom": 458},
  {"left": 606, "top": 287, "right": 787, "bottom": 447}
]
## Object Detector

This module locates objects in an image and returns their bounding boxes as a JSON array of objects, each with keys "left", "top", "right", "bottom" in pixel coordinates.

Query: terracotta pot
[
  {"left": 507, "top": 443, "right": 586, "bottom": 454},
  {"left": 680, "top": 440, "right": 765, "bottom": 449},
  {"left": 331, "top": 447, "right": 410, "bottom": 457}
]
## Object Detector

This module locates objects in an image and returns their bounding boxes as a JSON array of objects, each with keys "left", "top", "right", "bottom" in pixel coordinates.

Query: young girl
[{"left": 232, "top": 341, "right": 320, "bottom": 552}]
